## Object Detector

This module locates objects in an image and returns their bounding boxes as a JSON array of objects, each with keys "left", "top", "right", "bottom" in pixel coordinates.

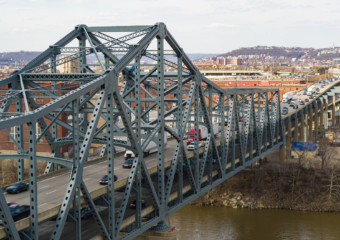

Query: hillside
[{"left": 219, "top": 46, "right": 305, "bottom": 59}]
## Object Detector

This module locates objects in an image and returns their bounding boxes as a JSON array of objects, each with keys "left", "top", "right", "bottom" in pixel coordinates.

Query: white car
[{"left": 187, "top": 141, "right": 205, "bottom": 151}]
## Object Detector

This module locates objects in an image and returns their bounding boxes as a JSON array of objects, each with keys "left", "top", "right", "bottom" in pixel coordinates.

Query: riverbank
[{"left": 190, "top": 162, "right": 340, "bottom": 212}]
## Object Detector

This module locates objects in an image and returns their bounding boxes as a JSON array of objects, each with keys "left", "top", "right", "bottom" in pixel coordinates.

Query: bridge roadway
[
  {"left": 0, "top": 129, "right": 278, "bottom": 239},
  {"left": 280, "top": 78, "right": 340, "bottom": 117}
]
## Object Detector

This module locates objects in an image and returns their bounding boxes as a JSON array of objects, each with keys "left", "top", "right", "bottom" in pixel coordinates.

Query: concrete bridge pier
[
  {"left": 315, "top": 104, "right": 319, "bottom": 139},
  {"left": 332, "top": 96, "right": 336, "bottom": 127},
  {"left": 320, "top": 100, "right": 324, "bottom": 136},
  {"left": 279, "top": 145, "right": 286, "bottom": 164},
  {"left": 294, "top": 117, "right": 299, "bottom": 142},
  {"left": 286, "top": 121, "right": 292, "bottom": 158},
  {"left": 309, "top": 107, "right": 313, "bottom": 141},
  {"left": 300, "top": 113, "right": 305, "bottom": 142}
]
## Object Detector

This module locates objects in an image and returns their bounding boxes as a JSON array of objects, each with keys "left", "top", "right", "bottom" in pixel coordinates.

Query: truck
[
  {"left": 186, "top": 123, "right": 220, "bottom": 145},
  {"left": 124, "top": 133, "right": 167, "bottom": 159},
  {"left": 307, "top": 86, "right": 316, "bottom": 96},
  {"left": 282, "top": 92, "right": 293, "bottom": 103}
]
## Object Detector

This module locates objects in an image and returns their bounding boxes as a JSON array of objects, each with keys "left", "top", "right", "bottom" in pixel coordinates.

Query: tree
[
  {"left": 318, "top": 138, "right": 333, "bottom": 169},
  {"left": 323, "top": 157, "right": 340, "bottom": 200}
]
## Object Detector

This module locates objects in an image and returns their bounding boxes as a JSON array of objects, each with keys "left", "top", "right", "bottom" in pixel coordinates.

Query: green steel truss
[{"left": 0, "top": 23, "right": 284, "bottom": 240}]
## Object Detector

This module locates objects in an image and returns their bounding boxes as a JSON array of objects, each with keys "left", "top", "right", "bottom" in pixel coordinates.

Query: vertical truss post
[
  {"left": 15, "top": 97, "right": 24, "bottom": 181},
  {"left": 105, "top": 57, "right": 110, "bottom": 70},
  {"left": 193, "top": 83, "right": 200, "bottom": 188},
  {"left": 275, "top": 92, "right": 280, "bottom": 144},
  {"left": 135, "top": 160, "right": 142, "bottom": 228},
  {"left": 177, "top": 55, "right": 183, "bottom": 202},
  {"left": 231, "top": 95, "right": 236, "bottom": 171},
  {"left": 219, "top": 93, "right": 226, "bottom": 176},
  {"left": 72, "top": 99, "right": 81, "bottom": 240},
  {"left": 79, "top": 34, "right": 86, "bottom": 73},
  {"left": 50, "top": 47, "right": 59, "bottom": 172},
  {"left": 156, "top": 34, "right": 165, "bottom": 214},
  {"left": 134, "top": 54, "right": 141, "bottom": 145},
  {"left": 106, "top": 92, "right": 115, "bottom": 238},
  {"left": 263, "top": 93, "right": 268, "bottom": 152},
  {"left": 28, "top": 122, "right": 38, "bottom": 240},
  {"left": 208, "top": 86, "right": 213, "bottom": 184},
  {"left": 134, "top": 53, "right": 143, "bottom": 228}
]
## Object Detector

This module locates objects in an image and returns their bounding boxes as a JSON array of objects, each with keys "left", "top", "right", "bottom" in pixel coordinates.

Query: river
[{"left": 170, "top": 205, "right": 340, "bottom": 240}]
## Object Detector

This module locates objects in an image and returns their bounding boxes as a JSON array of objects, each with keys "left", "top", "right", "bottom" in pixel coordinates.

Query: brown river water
[{"left": 170, "top": 205, "right": 340, "bottom": 240}]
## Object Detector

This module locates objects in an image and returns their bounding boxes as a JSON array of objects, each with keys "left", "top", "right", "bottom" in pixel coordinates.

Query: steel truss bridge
[{"left": 0, "top": 23, "right": 284, "bottom": 240}]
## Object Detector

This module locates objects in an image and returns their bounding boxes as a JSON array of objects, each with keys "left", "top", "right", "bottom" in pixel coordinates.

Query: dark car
[
  {"left": 130, "top": 200, "right": 147, "bottom": 209},
  {"left": 224, "top": 121, "right": 228, "bottom": 126},
  {"left": 309, "top": 95, "right": 313, "bottom": 99},
  {"left": 99, "top": 174, "right": 118, "bottom": 185},
  {"left": 9, "top": 205, "right": 30, "bottom": 222},
  {"left": 303, "top": 88, "right": 307, "bottom": 91},
  {"left": 321, "top": 84, "right": 325, "bottom": 88},
  {"left": 299, "top": 101, "right": 305, "bottom": 105},
  {"left": 282, "top": 109, "right": 288, "bottom": 115},
  {"left": 123, "top": 159, "right": 134, "bottom": 168},
  {"left": 303, "top": 91, "right": 307, "bottom": 95},
  {"left": 293, "top": 104, "right": 298, "bottom": 109},
  {"left": 6, "top": 182, "right": 29, "bottom": 194},
  {"left": 81, "top": 207, "right": 92, "bottom": 219},
  {"left": 305, "top": 98, "right": 309, "bottom": 102}
]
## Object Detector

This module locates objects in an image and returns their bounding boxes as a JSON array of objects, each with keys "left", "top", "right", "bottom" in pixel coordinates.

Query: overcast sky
[{"left": 1, "top": 0, "right": 339, "bottom": 53}]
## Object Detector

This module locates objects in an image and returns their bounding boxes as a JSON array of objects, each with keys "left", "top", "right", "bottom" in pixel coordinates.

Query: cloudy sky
[{"left": 0, "top": 0, "right": 339, "bottom": 53}]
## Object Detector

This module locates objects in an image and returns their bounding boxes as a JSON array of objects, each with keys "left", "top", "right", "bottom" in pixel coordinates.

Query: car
[
  {"left": 299, "top": 101, "right": 305, "bottom": 105},
  {"left": 316, "top": 88, "right": 320, "bottom": 91},
  {"left": 297, "top": 92, "right": 301, "bottom": 95},
  {"left": 6, "top": 182, "right": 29, "bottom": 194},
  {"left": 305, "top": 98, "right": 309, "bottom": 102},
  {"left": 224, "top": 121, "right": 228, "bottom": 126},
  {"left": 282, "top": 109, "right": 288, "bottom": 115},
  {"left": 316, "top": 91, "right": 320, "bottom": 94},
  {"left": 289, "top": 101, "right": 295, "bottom": 106},
  {"left": 81, "top": 207, "right": 92, "bottom": 219},
  {"left": 309, "top": 95, "right": 313, "bottom": 99},
  {"left": 9, "top": 205, "right": 30, "bottom": 222},
  {"left": 187, "top": 141, "right": 205, "bottom": 151},
  {"left": 238, "top": 118, "right": 242, "bottom": 122},
  {"left": 7, "top": 202, "right": 16, "bottom": 206},
  {"left": 293, "top": 104, "right": 298, "bottom": 109},
  {"left": 303, "top": 91, "right": 307, "bottom": 95},
  {"left": 321, "top": 84, "right": 325, "bottom": 88},
  {"left": 303, "top": 88, "right": 307, "bottom": 91},
  {"left": 287, "top": 100, "right": 291, "bottom": 105},
  {"left": 130, "top": 199, "right": 147, "bottom": 209},
  {"left": 99, "top": 174, "right": 118, "bottom": 185},
  {"left": 319, "top": 80, "right": 322, "bottom": 83},
  {"left": 122, "top": 159, "right": 134, "bottom": 168},
  {"left": 183, "top": 134, "right": 188, "bottom": 140},
  {"left": 298, "top": 98, "right": 302, "bottom": 102}
]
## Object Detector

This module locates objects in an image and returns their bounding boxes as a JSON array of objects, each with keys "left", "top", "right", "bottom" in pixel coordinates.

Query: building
[
  {"left": 58, "top": 56, "right": 80, "bottom": 73},
  {"left": 333, "top": 58, "right": 340, "bottom": 66}
]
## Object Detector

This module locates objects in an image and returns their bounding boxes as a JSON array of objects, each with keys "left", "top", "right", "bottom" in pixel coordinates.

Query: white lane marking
[
  {"left": 45, "top": 190, "right": 57, "bottom": 195},
  {"left": 38, "top": 185, "right": 49, "bottom": 189},
  {"left": 83, "top": 178, "right": 91, "bottom": 181},
  {"left": 38, "top": 203, "right": 46, "bottom": 207},
  {"left": 39, "top": 172, "right": 69, "bottom": 183}
]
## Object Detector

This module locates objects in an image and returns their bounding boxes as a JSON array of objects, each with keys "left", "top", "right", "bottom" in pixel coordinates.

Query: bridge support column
[
  {"left": 332, "top": 96, "right": 336, "bottom": 127},
  {"left": 309, "top": 107, "right": 313, "bottom": 142},
  {"left": 279, "top": 145, "right": 286, "bottom": 164},
  {"left": 320, "top": 101, "right": 324, "bottom": 136},
  {"left": 300, "top": 113, "right": 305, "bottom": 142},
  {"left": 325, "top": 98, "right": 329, "bottom": 131},
  {"left": 286, "top": 121, "right": 292, "bottom": 158},
  {"left": 315, "top": 104, "right": 319, "bottom": 140},
  {"left": 294, "top": 117, "right": 299, "bottom": 142}
]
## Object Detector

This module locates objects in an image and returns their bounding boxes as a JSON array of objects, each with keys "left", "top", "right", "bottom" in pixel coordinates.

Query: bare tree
[{"left": 323, "top": 158, "right": 340, "bottom": 200}]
